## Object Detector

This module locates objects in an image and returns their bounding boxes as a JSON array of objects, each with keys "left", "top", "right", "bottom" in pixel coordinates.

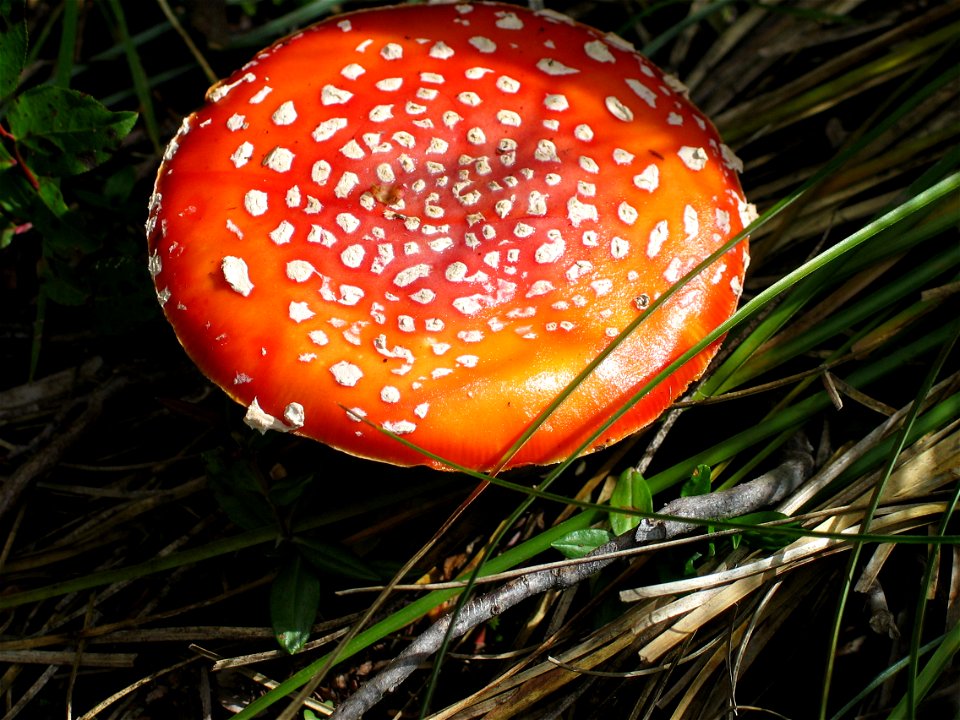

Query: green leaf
[
  {"left": 551, "top": 528, "right": 613, "bottom": 558},
  {"left": 271, "top": 554, "right": 321, "bottom": 655},
  {"left": 0, "top": 4, "right": 26, "bottom": 99},
  {"left": 683, "top": 551, "right": 704, "bottom": 576},
  {"left": 734, "top": 511, "right": 795, "bottom": 550},
  {"left": 40, "top": 270, "right": 88, "bottom": 306},
  {"left": 609, "top": 469, "right": 653, "bottom": 536},
  {"left": 5, "top": 86, "right": 137, "bottom": 176},
  {"left": 681, "top": 464, "right": 712, "bottom": 497},
  {"left": 0, "top": 170, "right": 86, "bottom": 257},
  {"left": 202, "top": 450, "right": 274, "bottom": 530},
  {"left": 74, "top": 165, "right": 138, "bottom": 209},
  {"left": 0, "top": 226, "right": 13, "bottom": 249},
  {"left": 35, "top": 175, "right": 69, "bottom": 221},
  {"left": 268, "top": 473, "right": 315, "bottom": 507},
  {"left": 293, "top": 537, "right": 381, "bottom": 582},
  {"left": 102, "top": 163, "right": 136, "bottom": 203},
  {"left": 0, "top": 168, "right": 31, "bottom": 230},
  {"left": 303, "top": 710, "right": 337, "bottom": 720}
]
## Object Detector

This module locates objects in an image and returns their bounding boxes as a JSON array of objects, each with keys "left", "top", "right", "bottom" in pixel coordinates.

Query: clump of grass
[{"left": 0, "top": 2, "right": 956, "bottom": 719}]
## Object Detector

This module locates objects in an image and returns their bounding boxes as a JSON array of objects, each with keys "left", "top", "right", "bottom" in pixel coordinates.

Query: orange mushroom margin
[{"left": 145, "top": 2, "right": 754, "bottom": 472}]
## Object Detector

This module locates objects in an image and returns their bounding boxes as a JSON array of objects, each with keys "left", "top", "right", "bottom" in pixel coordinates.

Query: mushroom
[{"left": 145, "top": 2, "right": 752, "bottom": 471}]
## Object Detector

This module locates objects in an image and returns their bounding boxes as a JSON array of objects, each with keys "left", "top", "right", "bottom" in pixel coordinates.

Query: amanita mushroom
[{"left": 146, "top": 2, "right": 753, "bottom": 471}]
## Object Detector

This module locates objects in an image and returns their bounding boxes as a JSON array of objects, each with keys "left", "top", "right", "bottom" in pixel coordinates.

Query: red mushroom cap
[{"left": 146, "top": 2, "right": 753, "bottom": 471}]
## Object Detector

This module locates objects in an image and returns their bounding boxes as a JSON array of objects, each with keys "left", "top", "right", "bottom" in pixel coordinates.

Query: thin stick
[
  {"left": 0, "top": 377, "right": 128, "bottom": 524},
  {"left": 329, "top": 438, "right": 815, "bottom": 719}
]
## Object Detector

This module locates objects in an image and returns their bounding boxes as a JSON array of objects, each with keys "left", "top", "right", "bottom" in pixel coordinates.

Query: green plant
[
  {"left": 0, "top": 0, "right": 137, "bottom": 378},
  {"left": 0, "top": 3, "right": 956, "bottom": 720}
]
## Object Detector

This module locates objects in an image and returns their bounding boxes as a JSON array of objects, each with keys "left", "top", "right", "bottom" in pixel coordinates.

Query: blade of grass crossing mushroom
[
  {"left": 700, "top": 64, "right": 960, "bottom": 397},
  {"left": 698, "top": 210, "right": 959, "bottom": 398},
  {"left": 231, "top": 509, "right": 603, "bottom": 720},
  {"left": 703, "top": 158, "right": 960, "bottom": 396},
  {"left": 330, "top": 176, "right": 958, "bottom": 717},
  {"left": 720, "top": 233, "right": 958, "bottom": 391},
  {"left": 820, "top": 318, "right": 959, "bottom": 719},
  {"left": 541, "top": 173, "right": 959, "bottom": 489},
  {"left": 483, "top": 224, "right": 753, "bottom": 470},
  {"left": 484, "top": 65, "right": 958, "bottom": 473},
  {"left": 315, "top": 173, "right": 958, "bottom": 714}
]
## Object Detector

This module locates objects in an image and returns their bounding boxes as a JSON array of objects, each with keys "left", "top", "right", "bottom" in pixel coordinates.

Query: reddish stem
[{"left": 0, "top": 123, "right": 40, "bottom": 191}]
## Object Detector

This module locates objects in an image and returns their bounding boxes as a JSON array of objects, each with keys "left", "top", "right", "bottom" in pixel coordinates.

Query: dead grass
[{"left": 1, "top": 1, "right": 958, "bottom": 718}]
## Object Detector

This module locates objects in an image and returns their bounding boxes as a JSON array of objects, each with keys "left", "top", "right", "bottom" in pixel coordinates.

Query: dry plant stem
[
  {"left": 192, "top": 646, "right": 334, "bottom": 715},
  {"left": 780, "top": 373, "right": 958, "bottom": 514},
  {"left": 0, "top": 375, "right": 127, "bottom": 524},
  {"left": 0, "top": 357, "right": 102, "bottom": 427},
  {"left": 948, "top": 546, "right": 960, "bottom": 629},
  {"left": 76, "top": 656, "right": 200, "bottom": 720},
  {"left": 155, "top": 0, "right": 217, "bottom": 84},
  {"left": 329, "top": 440, "right": 815, "bottom": 720},
  {"left": 864, "top": 581, "right": 899, "bottom": 639},
  {"left": 277, "top": 479, "right": 493, "bottom": 720},
  {"left": 0, "top": 650, "right": 137, "bottom": 667},
  {"left": 4, "top": 665, "right": 58, "bottom": 720}
]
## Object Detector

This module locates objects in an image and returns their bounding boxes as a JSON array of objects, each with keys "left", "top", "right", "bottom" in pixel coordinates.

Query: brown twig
[
  {"left": 0, "top": 374, "right": 128, "bottom": 524},
  {"left": 329, "top": 437, "right": 815, "bottom": 719}
]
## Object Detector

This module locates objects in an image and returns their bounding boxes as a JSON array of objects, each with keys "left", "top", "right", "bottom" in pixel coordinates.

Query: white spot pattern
[{"left": 148, "top": 2, "right": 750, "bottom": 458}]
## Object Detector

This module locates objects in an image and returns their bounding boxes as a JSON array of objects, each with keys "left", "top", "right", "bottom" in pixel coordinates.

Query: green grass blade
[
  {"left": 827, "top": 636, "right": 944, "bottom": 720},
  {"left": 902, "top": 471, "right": 960, "bottom": 717},
  {"left": 891, "top": 615, "right": 960, "bottom": 719},
  {"left": 231, "top": 509, "right": 601, "bottom": 719},
  {"left": 700, "top": 207, "right": 958, "bottom": 397},
  {"left": 100, "top": 0, "right": 160, "bottom": 152},
  {"left": 228, "top": 0, "right": 343, "bottom": 47},
  {"left": 53, "top": 0, "right": 78, "bottom": 87},
  {"left": 819, "top": 313, "right": 959, "bottom": 719},
  {"left": 557, "top": 173, "right": 960, "bottom": 490}
]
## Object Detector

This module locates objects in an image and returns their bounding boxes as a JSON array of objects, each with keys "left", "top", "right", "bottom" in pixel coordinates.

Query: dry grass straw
[{"left": 1, "top": 1, "right": 957, "bottom": 718}]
